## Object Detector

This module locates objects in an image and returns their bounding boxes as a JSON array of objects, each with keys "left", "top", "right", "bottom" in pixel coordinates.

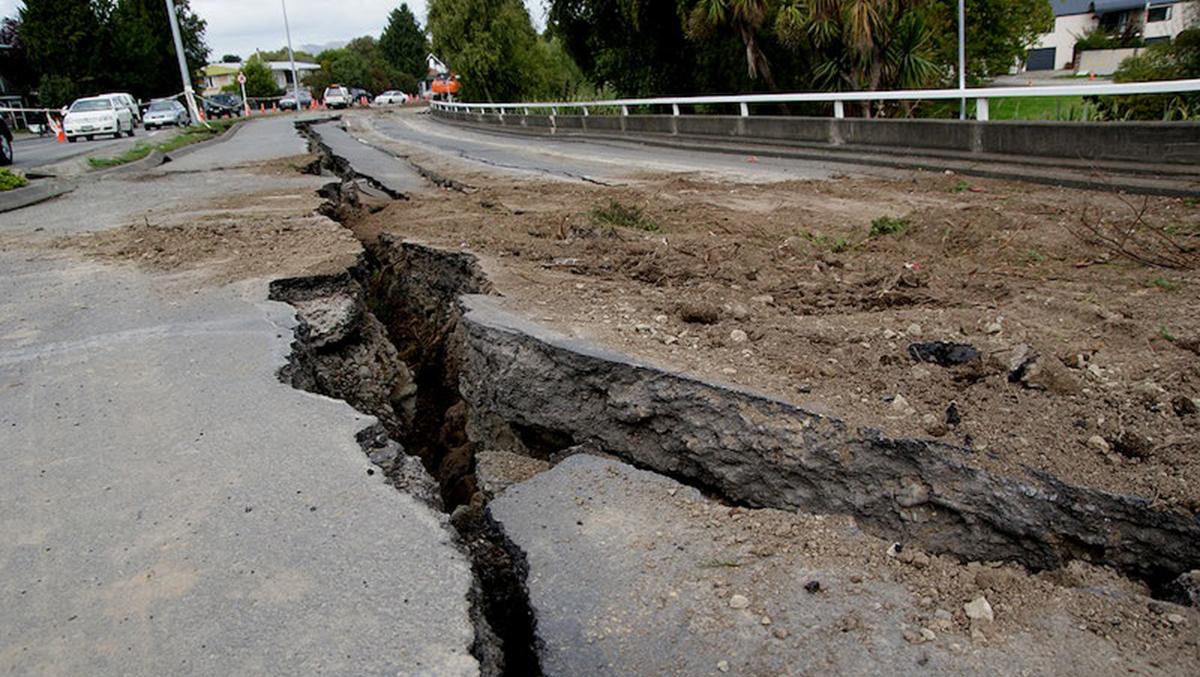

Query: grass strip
[{"left": 88, "top": 119, "right": 240, "bottom": 169}]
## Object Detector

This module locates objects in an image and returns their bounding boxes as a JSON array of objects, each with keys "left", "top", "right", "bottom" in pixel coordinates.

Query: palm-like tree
[
  {"left": 687, "top": 0, "right": 779, "bottom": 89},
  {"left": 776, "top": 0, "right": 938, "bottom": 105}
]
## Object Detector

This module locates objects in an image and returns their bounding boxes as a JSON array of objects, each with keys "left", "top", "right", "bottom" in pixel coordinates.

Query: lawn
[
  {"left": 980, "top": 96, "right": 1088, "bottom": 121},
  {"left": 88, "top": 119, "right": 241, "bottom": 169}
]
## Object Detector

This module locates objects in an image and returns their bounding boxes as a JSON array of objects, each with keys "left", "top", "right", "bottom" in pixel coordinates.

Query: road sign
[{"left": 238, "top": 72, "right": 249, "bottom": 116}]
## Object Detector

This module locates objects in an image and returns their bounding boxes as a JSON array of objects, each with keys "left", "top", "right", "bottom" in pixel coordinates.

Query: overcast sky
[{"left": 0, "top": 1, "right": 548, "bottom": 62}]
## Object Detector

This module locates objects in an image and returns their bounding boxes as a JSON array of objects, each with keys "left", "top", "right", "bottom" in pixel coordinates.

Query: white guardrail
[{"left": 430, "top": 78, "right": 1200, "bottom": 121}]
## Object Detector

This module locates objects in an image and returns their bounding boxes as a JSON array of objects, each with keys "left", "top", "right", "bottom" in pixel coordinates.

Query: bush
[
  {"left": 869, "top": 216, "right": 910, "bottom": 237},
  {"left": 0, "top": 168, "right": 29, "bottom": 191},
  {"left": 1096, "top": 27, "right": 1200, "bottom": 120},
  {"left": 590, "top": 200, "right": 658, "bottom": 231}
]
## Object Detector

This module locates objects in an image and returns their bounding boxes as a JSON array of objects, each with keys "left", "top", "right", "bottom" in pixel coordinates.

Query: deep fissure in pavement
[
  {"left": 280, "top": 122, "right": 1197, "bottom": 670},
  {"left": 272, "top": 130, "right": 544, "bottom": 675}
]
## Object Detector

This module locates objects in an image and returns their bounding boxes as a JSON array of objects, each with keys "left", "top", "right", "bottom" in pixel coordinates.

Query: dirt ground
[
  {"left": 50, "top": 156, "right": 360, "bottom": 284},
  {"left": 352, "top": 168, "right": 1200, "bottom": 512},
  {"left": 46, "top": 143, "right": 1200, "bottom": 514}
]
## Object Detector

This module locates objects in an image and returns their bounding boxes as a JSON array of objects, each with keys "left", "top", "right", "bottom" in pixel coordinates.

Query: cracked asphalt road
[{"left": 0, "top": 117, "right": 479, "bottom": 676}]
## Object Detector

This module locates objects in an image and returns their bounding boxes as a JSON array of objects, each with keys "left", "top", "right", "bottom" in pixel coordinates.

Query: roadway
[
  {"left": 9, "top": 127, "right": 184, "bottom": 174},
  {"left": 0, "top": 116, "right": 479, "bottom": 675}
]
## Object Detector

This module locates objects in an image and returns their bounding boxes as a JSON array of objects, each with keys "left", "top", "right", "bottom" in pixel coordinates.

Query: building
[
  {"left": 201, "top": 60, "right": 321, "bottom": 96},
  {"left": 1027, "top": 0, "right": 1197, "bottom": 71}
]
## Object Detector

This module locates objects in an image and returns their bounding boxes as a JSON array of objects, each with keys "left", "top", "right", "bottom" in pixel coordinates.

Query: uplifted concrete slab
[
  {"left": 489, "top": 454, "right": 1185, "bottom": 676},
  {"left": 307, "top": 121, "right": 429, "bottom": 197}
]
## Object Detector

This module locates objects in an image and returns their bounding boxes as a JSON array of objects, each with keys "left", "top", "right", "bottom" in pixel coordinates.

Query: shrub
[
  {"left": 869, "top": 216, "right": 910, "bottom": 237},
  {"left": 0, "top": 169, "right": 29, "bottom": 191},
  {"left": 590, "top": 200, "right": 659, "bottom": 231}
]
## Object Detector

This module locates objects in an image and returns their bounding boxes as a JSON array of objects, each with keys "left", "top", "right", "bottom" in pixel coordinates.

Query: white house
[
  {"left": 201, "top": 60, "right": 321, "bottom": 96},
  {"left": 1027, "top": 0, "right": 1198, "bottom": 71}
]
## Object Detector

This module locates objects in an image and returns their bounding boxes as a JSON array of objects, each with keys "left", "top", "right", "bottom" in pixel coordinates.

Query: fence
[{"left": 430, "top": 78, "right": 1200, "bottom": 122}]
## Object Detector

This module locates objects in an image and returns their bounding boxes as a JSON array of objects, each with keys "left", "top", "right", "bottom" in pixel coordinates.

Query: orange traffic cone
[
  {"left": 50, "top": 116, "right": 65, "bottom": 143},
  {"left": 272, "top": 102, "right": 278, "bottom": 113}
]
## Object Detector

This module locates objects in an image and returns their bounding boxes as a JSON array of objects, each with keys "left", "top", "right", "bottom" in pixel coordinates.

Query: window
[{"left": 1148, "top": 6, "right": 1171, "bottom": 22}]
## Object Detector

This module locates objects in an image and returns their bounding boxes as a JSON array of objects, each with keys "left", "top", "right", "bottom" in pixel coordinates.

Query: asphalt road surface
[
  {"left": 0, "top": 117, "right": 479, "bottom": 675},
  {"left": 10, "top": 126, "right": 179, "bottom": 173}
]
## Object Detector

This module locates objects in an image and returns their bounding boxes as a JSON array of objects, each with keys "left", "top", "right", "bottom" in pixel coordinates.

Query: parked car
[
  {"left": 0, "top": 116, "right": 12, "bottom": 166},
  {"left": 101, "top": 92, "right": 141, "bottom": 124},
  {"left": 279, "top": 90, "right": 313, "bottom": 111},
  {"left": 64, "top": 96, "right": 134, "bottom": 142},
  {"left": 143, "top": 99, "right": 190, "bottom": 129},
  {"left": 373, "top": 90, "right": 409, "bottom": 106},
  {"left": 348, "top": 88, "right": 371, "bottom": 106},
  {"left": 203, "top": 93, "right": 243, "bottom": 118},
  {"left": 323, "top": 85, "right": 351, "bottom": 109}
]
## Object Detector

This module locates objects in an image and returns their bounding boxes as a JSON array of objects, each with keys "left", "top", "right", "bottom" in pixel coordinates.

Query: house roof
[{"left": 1051, "top": 0, "right": 1181, "bottom": 16}]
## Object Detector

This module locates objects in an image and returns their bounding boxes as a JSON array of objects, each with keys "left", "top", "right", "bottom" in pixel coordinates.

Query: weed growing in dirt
[
  {"left": 1152, "top": 276, "right": 1180, "bottom": 291},
  {"left": 951, "top": 179, "right": 970, "bottom": 193},
  {"left": 0, "top": 168, "right": 28, "bottom": 191},
  {"left": 802, "top": 231, "right": 854, "bottom": 252},
  {"left": 590, "top": 200, "right": 659, "bottom": 231},
  {"left": 1159, "top": 326, "right": 1178, "bottom": 342},
  {"left": 869, "top": 216, "right": 910, "bottom": 237}
]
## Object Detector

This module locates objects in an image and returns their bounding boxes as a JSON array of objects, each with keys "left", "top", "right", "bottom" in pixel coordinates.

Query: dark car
[
  {"left": 279, "top": 90, "right": 313, "bottom": 111},
  {"left": 203, "top": 93, "right": 243, "bottom": 118},
  {"left": 0, "top": 116, "right": 12, "bottom": 166},
  {"left": 348, "top": 88, "right": 371, "bottom": 106}
]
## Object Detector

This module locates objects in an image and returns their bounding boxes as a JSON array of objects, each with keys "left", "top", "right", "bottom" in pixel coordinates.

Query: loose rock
[
  {"left": 908, "top": 341, "right": 980, "bottom": 367},
  {"left": 728, "top": 594, "right": 750, "bottom": 609},
  {"left": 1171, "top": 395, "right": 1198, "bottom": 417},
  {"left": 1086, "top": 435, "right": 1111, "bottom": 454},
  {"left": 964, "top": 596, "right": 994, "bottom": 623}
]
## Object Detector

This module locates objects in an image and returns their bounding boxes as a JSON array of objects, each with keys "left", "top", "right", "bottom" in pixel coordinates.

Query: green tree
[
  {"left": 775, "top": 0, "right": 940, "bottom": 98},
  {"left": 221, "top": 53, "right": 241, "bottom": 63},
  {"left": 685, "top": 0, "right": 778, "bottom": 89},
  {"left": 228, "top": 55, "right": 282, "bottom": 98},
  {"left": 19, "top": 0, "right": 111, "bottom": 105},
  {"left": 428, "top": 0, "right": 549, "bottom": 101},
  {"left": 0, "top": 17, "right": 36, "bottom": 95},
  {"left": 254, "top": 47, "right": 317, "bottom": 63},
  {"left": 380, "top": 4, "right": 428, "bottom": 78},
  {"left": 923, "top": 0, "right": 1053, "bottom": 82},
  {"left": 109, "top": 0, "right": 209, "bottom": 100}
]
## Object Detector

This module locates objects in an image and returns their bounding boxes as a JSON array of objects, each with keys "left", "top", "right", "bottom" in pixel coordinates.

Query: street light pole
[
  {"left": 280, "top": 0, "right": 302, "bottom": 106},
  {"left": 958, "top": 0, "right": 967, "bottom": 120},
  {"left": 164, "top": 0, "right": 201, "bottom": 125}
]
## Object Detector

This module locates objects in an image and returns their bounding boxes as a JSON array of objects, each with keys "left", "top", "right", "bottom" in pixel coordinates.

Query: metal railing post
[
  {"left": 672, "top": 104, "right": 681, "bottom": 116},
  {"left": 621, "top": 105, "right": 629, "bottom": 116},
  {"left": 976, "top": 98, "right": 989, "bottom": 122},
  {"left": 739, "top": 102, "right": 750, "bottom": 117},
  {"left": 834, "top": 100, "right": 845, "bottom": 119},
  {"left": 582, "top": 106, "right": 589, "bottom": 116}
]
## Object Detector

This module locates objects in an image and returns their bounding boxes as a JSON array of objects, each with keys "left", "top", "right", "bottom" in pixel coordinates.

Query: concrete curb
[
  {"left": 0, "top": 179, "right": 77, "bottom": 214},
  {"left": 432, "top": 114, "right": 1200, "bottom": 197}
]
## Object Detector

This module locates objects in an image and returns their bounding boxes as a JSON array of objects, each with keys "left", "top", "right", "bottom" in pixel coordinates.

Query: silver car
[
  {"left": 143, "top": 100, "right": 190, "bottom": 129},
  {"left": 64, "top": 96, "right": 135, "bottom": 142}
]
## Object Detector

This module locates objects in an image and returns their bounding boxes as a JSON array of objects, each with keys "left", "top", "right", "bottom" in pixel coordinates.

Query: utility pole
[
  {"left": 958, "top": 0, "right": 967, "bottom": 120},
  {"left": 281, "top": 0, "right": 302, "bottom": 105},
  {"left": 165, "top": 0, "right": 201, "bottom": 125}
]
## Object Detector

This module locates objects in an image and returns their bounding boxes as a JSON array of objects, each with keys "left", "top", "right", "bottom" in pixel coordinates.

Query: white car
[
  {"left": 373, "top": 90, "right": 409, "bottom": 106},
  {"left": 143, "top": 100, "right": 190, "bottom": 129},
  {"left": 64, "top": 96, "right": 134, "bottom": 142},
  {"left": 324, "top": 85, "right": 351, "bottom": 109},
  {"left": 101, "top": 92, "right": 141, "bottom": 124}
]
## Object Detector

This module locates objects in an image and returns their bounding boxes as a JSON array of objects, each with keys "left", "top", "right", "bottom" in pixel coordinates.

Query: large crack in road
[{"left": 267, "top": 116, "right": 1200, "bottom": 674}]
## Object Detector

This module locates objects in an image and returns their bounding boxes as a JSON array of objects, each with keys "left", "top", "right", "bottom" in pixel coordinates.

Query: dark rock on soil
[{"left": 908, "top": 341, "right": 980, "bottom": 367}]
